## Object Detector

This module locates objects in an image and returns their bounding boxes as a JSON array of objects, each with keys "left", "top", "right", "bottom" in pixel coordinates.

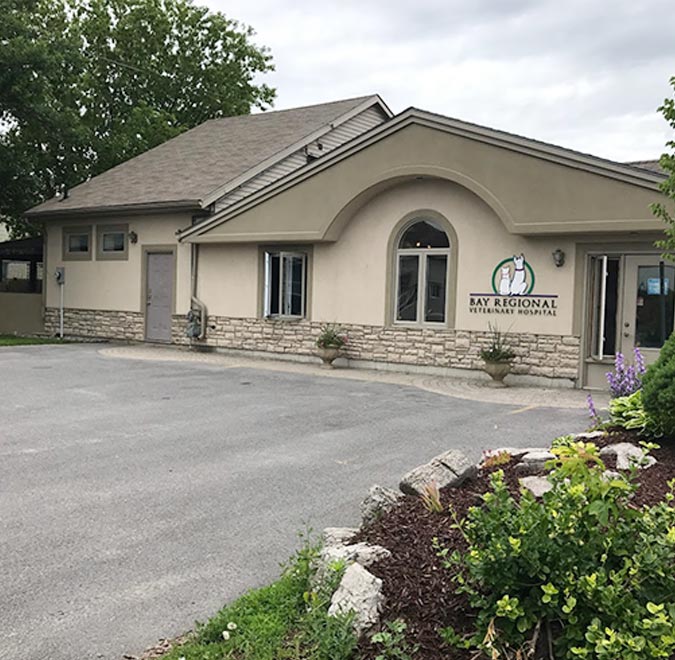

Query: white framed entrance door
[
  {"left": 620, "top": 256, "right": 675, "bottom": 364},
  {"left": 144, "top": 250, "right": 174, "bottom": 342},
  {"left": 585, "top": 253, "right": 675, "bottom": 388}
]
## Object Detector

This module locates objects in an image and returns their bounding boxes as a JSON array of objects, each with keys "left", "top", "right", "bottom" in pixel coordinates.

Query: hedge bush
[
  {"left": 438, "top": 443, "right": 675, "bottom": 660},
  {"left": 642, "top": 332, "right": 675, "bottom": 437}
]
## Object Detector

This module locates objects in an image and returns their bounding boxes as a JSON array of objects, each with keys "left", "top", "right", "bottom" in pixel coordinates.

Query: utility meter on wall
[{"left": 55, "top": 267, "right": 65, "bottom": 285}]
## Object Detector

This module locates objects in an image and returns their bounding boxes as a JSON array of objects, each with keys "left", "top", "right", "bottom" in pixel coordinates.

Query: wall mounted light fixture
[
  {"left": 552, "top": 248, "right": 565, "bottom": 267},
  {"left": 128, "top": 230, "right": 138, "bottom": 244}
]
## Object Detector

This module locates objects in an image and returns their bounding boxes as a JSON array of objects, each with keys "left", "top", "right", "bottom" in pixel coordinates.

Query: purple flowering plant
[
  {"left": 587, "top": 393, "right": 601, "bottom": 426},
  {"left": 587, "top": 347, "right": 647, "bottom": 425},
  {"left": 606, "top": 347, "right": 647, "bottom": 398}
]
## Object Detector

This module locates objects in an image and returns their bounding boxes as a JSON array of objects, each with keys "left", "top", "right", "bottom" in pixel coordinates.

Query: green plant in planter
[
  {"left": 316, "top": 324, "right": 347, "bottom": 349},
  {"left": 437, "top": 442, "right": 675, "bottom": 660},
  {"left": 480, "top": 324, "right": 516, "bottom": 363},
  {"left": 642, "top": 332, "right": 675, "bottom": 437}
]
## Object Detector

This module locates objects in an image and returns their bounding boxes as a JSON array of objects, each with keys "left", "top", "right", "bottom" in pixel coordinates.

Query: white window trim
[
  {"left": 395, "top": 247, "right": 451, "bottom": 326},
  {"left": 263, "top": 250, "right": 307, "bottom": 319}
]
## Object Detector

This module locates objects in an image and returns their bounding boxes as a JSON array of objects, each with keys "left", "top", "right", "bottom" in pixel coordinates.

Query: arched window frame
[{"left": 387, "top": 212, "right": 458, "bottom": 328}]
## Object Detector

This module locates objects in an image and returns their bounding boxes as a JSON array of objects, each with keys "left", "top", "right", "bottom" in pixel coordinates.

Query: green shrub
[
  {"left": 643, "top": 332, "right": 675, "bottom": 437},
  {"left": 438, "top": 442, "right": 675, "bottom": 660}
]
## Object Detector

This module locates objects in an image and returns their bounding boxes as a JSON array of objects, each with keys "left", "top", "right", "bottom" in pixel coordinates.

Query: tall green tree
[
  {"left": 0, "top": 0, "right": 275, "bottom": 237},
  {"left": 652, "top": 75, "right": 675, "bottom": 260}
]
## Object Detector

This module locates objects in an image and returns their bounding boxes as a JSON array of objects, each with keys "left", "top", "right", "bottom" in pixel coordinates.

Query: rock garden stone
[
  {"left": 314, "top": 532, "right": 390, "bottom": 586},
  {"left": 328, "top": 562, "right": 384, "bottom": 636},
  {"left": 575, "top": 430, "right": 606, "bottom": 441},
  {"left": 483, "top": 447, "right": 549, "bottom": 461},
  {"left": 520, "top": 475, "right": 553, "bottom": 498},
  {"left": 360, "top": 485, "right": 402, "bottom": 526},
  {"left": 399, "top": 449, "right": 476, "bottom": 496},
  {"left": 600, "top": 443, "right": 656, "bottom": 470},
  {"left": 514, "top": 450, "right": 556, "bottom": 476},
  {"left": 321, "top": 542, "right": 391, "bottom": 569},
  {"left": 322, "top": 527, "right": 358, "bottom": 547}
]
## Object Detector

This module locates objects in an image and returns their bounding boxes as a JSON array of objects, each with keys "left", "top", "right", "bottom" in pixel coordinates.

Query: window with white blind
[{"left": 263, "top": 251, "right": 307, "bottom": 318}]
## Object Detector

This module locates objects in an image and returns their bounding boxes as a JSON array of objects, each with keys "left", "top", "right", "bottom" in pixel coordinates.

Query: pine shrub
[{"left": 642, "top": 332, "right": 675, "bottom": 437}]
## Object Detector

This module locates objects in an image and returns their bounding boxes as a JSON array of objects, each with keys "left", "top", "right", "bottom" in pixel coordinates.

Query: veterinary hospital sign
[{"left": 468, "top": 254, "right": 558, "bottom": 317}]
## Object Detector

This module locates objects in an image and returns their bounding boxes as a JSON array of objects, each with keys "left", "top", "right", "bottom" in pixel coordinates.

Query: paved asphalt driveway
[{"left": 1, "top": 345, "right": 587, "bottom": 660}]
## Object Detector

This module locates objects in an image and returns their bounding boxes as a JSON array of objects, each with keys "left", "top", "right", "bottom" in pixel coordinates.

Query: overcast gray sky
[{"left": 207, "top": 0, "right": 674, "bottom": 162}]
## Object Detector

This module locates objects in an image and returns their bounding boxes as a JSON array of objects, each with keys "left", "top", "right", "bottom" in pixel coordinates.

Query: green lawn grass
[
  {"left": 162, "top": 541, "right": 356, "bottom": 660},
  {"left": 0, "top": 335, "right": 67, "bottom": 346}
]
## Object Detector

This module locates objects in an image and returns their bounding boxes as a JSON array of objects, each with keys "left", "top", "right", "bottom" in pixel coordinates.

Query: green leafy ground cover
[
  {"left": 161, "top": 541, "right": 356, "bottom": 660},
  {"left": 0, "top": 335, "right": 67, "bottom": 346}
]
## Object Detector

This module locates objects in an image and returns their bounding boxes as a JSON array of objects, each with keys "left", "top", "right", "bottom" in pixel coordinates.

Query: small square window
[
  {"left": 63, "top": 226, "right": 92, "bottom": 261},
  {"left": 102, "top": 232, "right": 125, "bottom": 252},
  {"left": 68, "top": 234, "right": 89, "bottom": 252},
  {"left": 96, "top": 224, "right": 128, "bottom": 260}
]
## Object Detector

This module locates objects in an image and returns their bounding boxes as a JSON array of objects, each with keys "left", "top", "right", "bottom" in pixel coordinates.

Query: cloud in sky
[{"left": 205, "top": 0, "right": 674, "bottom": 162}]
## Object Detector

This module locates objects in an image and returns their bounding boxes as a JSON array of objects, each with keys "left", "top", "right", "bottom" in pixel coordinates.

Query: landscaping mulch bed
[
  {"left": 131, "top": 431, "right": 675, "bottom": 660},
  {"left": 355, "top": 431, "right": 675, "bottom": 660}
]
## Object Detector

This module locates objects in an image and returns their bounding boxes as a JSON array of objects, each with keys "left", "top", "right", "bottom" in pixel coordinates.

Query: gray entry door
[{"left": 145, "top": 252, "right": 174, "bottom": 342}]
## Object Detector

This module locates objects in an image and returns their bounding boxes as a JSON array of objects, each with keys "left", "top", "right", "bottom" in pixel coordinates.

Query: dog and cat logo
[
  {"left": 469, "top": 253, "right": 558, "bottom": 316},
  {"left": 494, "top": 254, "right": 534, "bottom": 296}
]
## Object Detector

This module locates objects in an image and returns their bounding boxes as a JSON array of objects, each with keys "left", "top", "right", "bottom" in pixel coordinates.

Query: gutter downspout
[{"left": 190, "top": 242, "right": 207, "bottom": 340}]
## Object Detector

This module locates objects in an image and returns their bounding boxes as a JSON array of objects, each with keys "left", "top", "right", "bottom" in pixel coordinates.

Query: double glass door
[{"left": 589, "top": 254, "right": 675, "bottom": 371}]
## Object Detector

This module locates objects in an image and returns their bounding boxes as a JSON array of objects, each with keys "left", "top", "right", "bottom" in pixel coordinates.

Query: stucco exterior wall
[
  {"left": 197, "top": 243, "right": 259, "bottom": 318},
  {"left": 44, "top": 213, "right": 191, "bottom": 315},
  {"left": 311, "top": 179, "right": 577, "bottom": 334},
  {"left": 195, "top": 179, "right": 577, "bottom": 337}
]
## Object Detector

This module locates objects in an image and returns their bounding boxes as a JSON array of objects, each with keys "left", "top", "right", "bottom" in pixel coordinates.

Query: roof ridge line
[{"left": 399, "top": 107, "right": 666, "bottom": 178}]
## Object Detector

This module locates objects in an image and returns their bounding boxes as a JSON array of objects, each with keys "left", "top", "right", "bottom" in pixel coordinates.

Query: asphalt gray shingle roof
[
  {"left": 28, "top": 96, "right": 374, "bottom": 216},
  {"left": 626, "top": 159, "right": 665, "bottom": 174}
]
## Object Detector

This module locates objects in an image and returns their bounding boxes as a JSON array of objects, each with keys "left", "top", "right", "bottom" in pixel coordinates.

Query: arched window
[{"left": 395, "top": 218, "right": 450, "bottom": 324}]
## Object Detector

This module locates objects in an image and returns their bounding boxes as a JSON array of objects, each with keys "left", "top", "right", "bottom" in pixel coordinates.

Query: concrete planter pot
[
  {"left": 316, "top": 346, "right": 340, "bottom": 368},
  {"left": 483, "top": 360, "right": 512, "bottom": 387}
]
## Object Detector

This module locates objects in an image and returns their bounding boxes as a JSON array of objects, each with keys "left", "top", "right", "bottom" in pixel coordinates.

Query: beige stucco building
[{"left": 26, "top": 95, "right": 673, "bottom": 388}]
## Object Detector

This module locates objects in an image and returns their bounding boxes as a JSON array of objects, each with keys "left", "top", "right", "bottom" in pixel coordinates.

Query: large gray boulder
[
  {"left": 399, "top": 449, "right": 476, "bottom": 496},
  {"left": 328, "top": 562, "right": 384, "bottom": 636},
  {"left": 360, "top": 485, "right": 402, "bottom": 526},
  {"left": 600, "top": 443, "right": 656, "bottom": 470}
]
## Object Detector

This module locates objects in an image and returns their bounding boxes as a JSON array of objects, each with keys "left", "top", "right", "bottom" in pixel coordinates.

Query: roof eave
[{"left": 25, "top": 199, "right": 205, "bottom": 220}]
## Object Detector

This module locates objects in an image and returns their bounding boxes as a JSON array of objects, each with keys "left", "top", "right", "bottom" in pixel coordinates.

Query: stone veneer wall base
[
  {"left": 44, "top": 309, "right": 581, "bottom": 385},
  {"left": 44, "top": 307, "right": 189, "bottom": 345},
  {"left": 196, "top": 344, "right": 576, "bottom": 389},
  {"left": 198, "top": 315, "right": 581, "bottom": 384}
]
